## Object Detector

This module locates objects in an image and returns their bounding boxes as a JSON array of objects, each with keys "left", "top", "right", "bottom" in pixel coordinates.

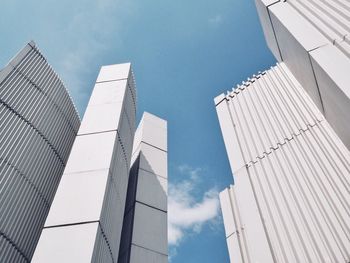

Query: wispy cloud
[
  {"left": 168, "top": 165, "right": 220, "bottom": 250},
  {"left": 54, "top": 0, "right": 126, "bottom": 115},
  {"left": 208, "top": 14, "right": 223, "bottom": 26}
]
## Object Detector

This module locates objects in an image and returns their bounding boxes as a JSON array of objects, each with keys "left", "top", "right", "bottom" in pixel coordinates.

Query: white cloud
[{"left": 168, "top": 165, "right": 220, "bottom": 248}]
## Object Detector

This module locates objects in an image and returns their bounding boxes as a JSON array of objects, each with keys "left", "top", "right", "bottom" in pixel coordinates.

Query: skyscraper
[
  {"left": 216, "top": 1, "right": 350, "bottom": 262},
  {"left": 118, "top": 112, "right": 168, "bottom": 263},
  {"left": 0, "top": 41, "right": 80, "bottom": 262},
  {"left": 33, "top": 63, "right": 136, "bottom": 262},
  {"left": 33, "top": 64, "right": 168, "bottom": 263}
]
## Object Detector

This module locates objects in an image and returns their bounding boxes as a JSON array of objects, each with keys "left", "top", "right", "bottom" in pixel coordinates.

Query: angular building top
[
  {"left": 256, "top": 0, "right": 350, "bottom": 149},
  {"left": 216, "top": 63, "right": 350, "bottom": 263}
]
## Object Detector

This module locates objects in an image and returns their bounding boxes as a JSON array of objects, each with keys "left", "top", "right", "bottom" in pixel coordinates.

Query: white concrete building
[
  {"left": 256, "top": 0, "right": 350, "bottom": 149},
  {"left": 0, "top": 41, "right": 80, "bottom": 262},
  {"left": 33, "top": 63, "right": 168, "bottom": 263},
  {"left": 216, "top": 63, "right": 350, "bottom": 263},
  {"left": 118, "top": 112, "right": 168, "bottom": 263},
  {"left": 216, "top": 1, "right": 350, "bottom": 262},
  {"left": 33, "top": 63, "right": 137, "bottom": 262}
]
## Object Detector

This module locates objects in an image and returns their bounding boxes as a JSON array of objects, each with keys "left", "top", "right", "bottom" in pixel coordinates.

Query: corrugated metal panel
[
  {"left": 217, "top": 63, "right": 350, "bottom": 263},
  {"left": 247, "top": 121, "right": 350, "bottom": 262},
  {"left": 0, "top": 42, "right": 80, "bottom": 262},
  {"left": 287, "top": 0, "right": 350, "bottom": 56},
  {"left": 256, "top": 0, "right": 350, "bottom": 151},
  {"left": 219, "top": 63, "right": 323, "bottom": 166}
]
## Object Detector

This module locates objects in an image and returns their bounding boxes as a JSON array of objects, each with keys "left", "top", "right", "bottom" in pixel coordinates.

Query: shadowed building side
[
  {"left": 0, "top": 41, "right": 80, "bottom": 262},
  {"left": 118, "top": 112, "right": 168, "bottom": 263}
]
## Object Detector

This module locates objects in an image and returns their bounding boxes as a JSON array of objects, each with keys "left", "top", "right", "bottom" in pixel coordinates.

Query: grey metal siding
[{"left": 0, "top": 41, "right": 80, "bottom": 262}]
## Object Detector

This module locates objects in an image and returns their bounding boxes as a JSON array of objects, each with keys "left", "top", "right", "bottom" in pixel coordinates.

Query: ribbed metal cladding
[
  {"left": 216, "top": 63, "right": 350, "bottom": 263},
  {"left": 0, "top": 41, "right": 80, "bottom": 262},
  {"left": 287, "top": 0, "right": 350, "bottom": 56},
  {"left": 256, "top": 0, "right": 350, "bottom": 150}
]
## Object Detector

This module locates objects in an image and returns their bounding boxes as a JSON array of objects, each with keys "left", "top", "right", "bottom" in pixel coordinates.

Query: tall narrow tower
[
  {"left": 33, "top": 63, "right": 136, "bottom": 262},
  {"left": 118, "top": 112, "right": 168, "bottom": 263},
  {"left": 216, "top": 1, "right": 350, "bottom": 262},
  {"left": 216, "top": 63, "right": 350, "bottom": 262}
]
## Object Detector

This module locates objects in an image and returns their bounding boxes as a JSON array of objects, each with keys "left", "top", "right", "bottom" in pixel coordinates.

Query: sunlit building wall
[
  {"left": 33, "top": 63, "right": 136, "bottom": 262},
  {"left": 256, "top": 0, "right": 350, "bottom": 149},
  {"left": 216, "top": 62, "right": 350, "bottom": 262},
  {"left": 217, "top": 1, "right": 350, "bottom": 262}
]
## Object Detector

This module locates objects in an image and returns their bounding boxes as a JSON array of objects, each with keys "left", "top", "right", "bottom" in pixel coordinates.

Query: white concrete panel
[
  {"left": 234, "top": 167, "right": 275, "bottom": 262},
  {"left": 226, "top": 234, "right": 243, "bottom": 263},
  {"left": 96, "top": 63, "right": 131, "bottom": 83},
  {"left": 269, "top": 2, "right": 328, "bottom": 51},
  {"left": 132, "top": 112, "right": 167, "bottom": 152},
  {"left": 64, "top": 131, "right": 116, "bottom": 174},
  {"left": 139, "top": 143, "right": 167, "bottom": 178},
  {"left": 269, "top": 2, "right": 329, "bottom": 112},
  {"left": 78, "top": 103, "right": 123, "bottom": 135},
  {"left": 45, "top": 169, "right": 109, "bottom": 227},
  {"left": 310, "top": 44, "right": 350, "bottom": 149},
  {"left": 287, "top": 0, "right": 350, "bottom": 48},
  {"left": 142, "top": 112, "right": 167, "bottom": 131},
  {"left": 32, "top": 223, "right": 99, "bottom": 263},
  {"left": 136, "top": 169, "right": 167, "bottom": 211},
  {"left": 215, "top": 98, "right": 246, "bottom": 173},
  {"left": 129, "top": 245, "right": 167, "bottom": 263},
  {"left": 87, "top": 80, "right": 127, "bottom": 106},
  {"left": 132, "top": 202, "right": 167, "bottom": 255},
  {"left": 219, "top": 188, "right": 236, "bottom": 238},
  {"left": 255, "top": 0, "right": 282, "bottom": 61},
  {"left": 140, "top": 121, "right": 167, "bottom": 151}
]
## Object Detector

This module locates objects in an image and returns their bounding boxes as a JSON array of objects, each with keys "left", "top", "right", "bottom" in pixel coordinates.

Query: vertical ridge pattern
[
  {"left": 217, "top": 63, "right": 350, "bottom": 263},
  {"left": 287, "top": 0, "right": 350, "bottom": 56},
  {"left": 0, "top": 42, "right": 80, "bottom": 262}
]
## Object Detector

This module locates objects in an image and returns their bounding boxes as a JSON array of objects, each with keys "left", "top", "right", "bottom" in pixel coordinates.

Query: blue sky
[{"left": 0, "top": 0, "right": 275, "bottom": 262}]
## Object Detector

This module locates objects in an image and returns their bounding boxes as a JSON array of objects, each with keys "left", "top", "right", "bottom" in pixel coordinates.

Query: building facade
[
  {"left": 118, "top": 112, "right": 168, "bottom": 263},
  {"left": 0, "top": 41, "right": 80, "bottom": 262},
  {"left": 216, "top": 63, "right": 350, "bottom": 262},
  {"left": 33, "top": 64, "right": 168, "bottom": 263},
  {"left": 256, "top": 0, "right": 350, "bottom": 149},
  {"left": 216, "top": 1, "right": 350, "bottom": 262},
  {"left": 32, "top": 63, "right": 136, "bottom": 262}
]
